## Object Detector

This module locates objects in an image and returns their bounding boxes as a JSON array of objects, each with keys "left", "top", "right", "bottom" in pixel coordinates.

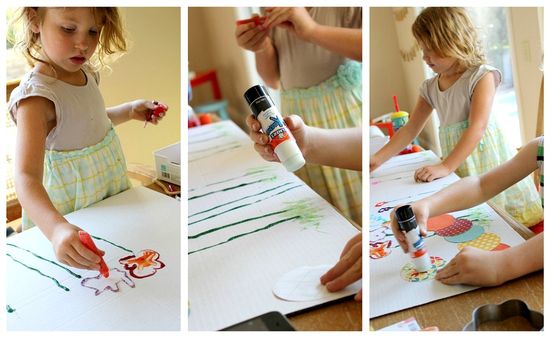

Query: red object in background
[
  {"left": 236, "top": 16, "right": 267, "bottom": 26},
  {"left": 78, "top": 231, "right": 109, "bottom": 278},
  {"left": 190, "top": 70, "right": 222, "bottom": 101},
  {"left": 371, "top": 121, "right": 394, "bottom": 138},
  {"left": 411, "top": 145, "right": 423, "bottom": 152},
  {"left": 198, "top": 113, "right": 212, "bottom": 125}
]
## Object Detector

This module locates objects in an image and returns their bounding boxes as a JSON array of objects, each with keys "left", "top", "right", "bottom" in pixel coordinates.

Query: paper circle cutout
[
  {"left": 427, "top": 214, "right": 456, "bottom": 231},
  {"left": 457, "top": 232, "right": 501, "bottom": 251},
  {"left": 436, "top": 218, "right": 473, "bottom": 237},
  {"left": 273, "top": 265, "right": 360, "bottom": 302},
  {"left": 444, "top": 224, "right": 484, "bottom": 243},
  {"left": 400, "top": 256, "right": 446, "bottom": 282}
]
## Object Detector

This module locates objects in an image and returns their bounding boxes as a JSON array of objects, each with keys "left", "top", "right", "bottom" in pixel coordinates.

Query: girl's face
[
  {"left": 420, "top": 45, "right": 458, "bottom": 76},
  {"left": 34, "top": 8, "right": 101, "bottom": 77}
]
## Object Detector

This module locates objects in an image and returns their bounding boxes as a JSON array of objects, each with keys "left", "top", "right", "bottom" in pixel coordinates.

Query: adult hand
[{"left": 320, "top": 233, "right": 362, "bottom": 301}]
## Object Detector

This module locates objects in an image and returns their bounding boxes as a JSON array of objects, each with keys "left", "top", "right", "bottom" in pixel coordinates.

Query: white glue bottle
[
  {"left": 244, "top": 85, "right": 306, "bottom": 172},
  {"left": 395, "top": 205, "right": 432, "bottom": 272}
]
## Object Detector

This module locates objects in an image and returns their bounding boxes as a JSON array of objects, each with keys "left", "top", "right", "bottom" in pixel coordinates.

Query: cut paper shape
[
  {"left": 457, "top": 233, "right": 501, "bottom": 251},
  {"left": 400, "top": 256, "right": 446, "bottom": 282},
  {"left": 119, "top": 250, "right": 166, "bottom": 279},
  {"left": 427, "top": 214, "right": 456, "bottom": 231},
  {"left": 370, "top": 241, "right": 392, "bottom": 259},
  {"left": 81, "top": 268, "right": 136, "bottom": 296},
  {"left": 492, "top": 243, "right": 510, "bottom": 251},
  {"left": 435, "top": 218, "right": 473, "bottom": 237},
  {"left": 273, "top": 265, "right": 361, "bottom": 301},
  {"left": 444, "top": 224, "right": 484, "bottom": 243}
]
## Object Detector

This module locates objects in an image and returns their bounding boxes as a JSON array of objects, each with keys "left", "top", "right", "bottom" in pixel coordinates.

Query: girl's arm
[
  {"left": 14, "top": 97, "right": 101, "bottom": 270},
  {"left": 392, "top": 138, "right": 541, "bottom": 286},
  {"left": 107, "top": 100, "right": 167, "bottom": 126},
  {"left": 415, "top": 72, "right": 496, "bottom": 182},
  {"left": 423, "top": 137, "right": 539, "bottom": 216},
  {"left": 392, "top": 138, "right": 539, "bottom": 249},
  {"left": 263, "top": 7, "right": 361, "bottom": 61},
  {"left": 370, "top": 95, "right": 433, "bottom": 171},
  {"left": 235, "top": 22, "right": 280, "bottom": 89},
  {"left": 254, "top": 38, "right": 281, "bottom": 89},
  {"left": 246, "top": 114, "right": 362, "bottom": 170}
]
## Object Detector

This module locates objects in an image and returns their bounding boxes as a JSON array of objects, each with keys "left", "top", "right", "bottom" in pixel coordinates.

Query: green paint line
[
  {"left": 188, "top": 132, "right": 228, "bottom": 145},
  {"left": 189, "top": 209, "right": 288, "bottom": 239},
  {"left": 6, "top": 305, "right": 16, "bottom": 313},
  {"left": 189, "top": 176, "right": 277, "bottom": 201},
  {"left": 6, "top": 253, "right": 70, "bottom": 291},
  {"left": 7, "top": 243, "right": 81, "bottom": 278},
  {"left": 189, "top": 141, "right": 240, "bottom": 155},
  {"left": 188, "top": 216, "right": 301, "bottom": 255},
  {"left": 189, "top": 182, "right": 294, "bottom": 218},
  {"left": 189, "top": 144, "right": 243, "bottom": 163},
  {"left": 189, "top": 184, "right": 302, "bottom": 226},
  {"left": 204, "top": 166, "right": 273, "bottom": 188},
  {"left": 90, "top": 235, "right": 134, "bottom": 254}
]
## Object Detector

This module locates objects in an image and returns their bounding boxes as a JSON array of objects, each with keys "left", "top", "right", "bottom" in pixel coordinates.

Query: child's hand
[
  {"left": 245, "top": 114, "right": 308, "bottom": 162},
  {"left": 50, "top": 222, "right": 103, "bottom": 270},
  {"left": 435, "top": 246, "right": 505, "bottom": 286},
  {"left": 320, "top": 232, "right": 362, "bottom": 301},
  {"left": 390, "top": 202, "right": 429, "bottom": 253},
  {"left": 414, "top": 163, "right": 451, "bottom": 182},
  {"left": 129, "top": 99, "right": 168, "bottom": 125},
  {"left": 263, "top": 7, "right": 317, "bottom": 41},
  {"left": 235, "top": 19, "right": 271, "bottom": 52}
]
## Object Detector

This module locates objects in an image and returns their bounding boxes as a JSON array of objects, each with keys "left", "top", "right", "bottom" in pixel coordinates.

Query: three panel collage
[{"left": 3, "top": 4, "right": 544, "bottom": 334}]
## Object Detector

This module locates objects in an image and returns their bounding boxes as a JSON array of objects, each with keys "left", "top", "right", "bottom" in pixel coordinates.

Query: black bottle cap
[
  {"left": 395, "top": 205, "right": 417, "bottom": 232},
  {"left": 243, "top": 85, "right": 268, "bottom": 106}
]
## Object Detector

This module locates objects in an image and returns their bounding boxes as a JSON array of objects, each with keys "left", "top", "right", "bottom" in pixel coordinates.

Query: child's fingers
[
  {"left": 354, "top": 288, "right": 362, "bottom": 301},
  {"left": 60, "top": 255, "right": 91, "bottom": 270},
  {"left": 264, "top": 8, "right": 289, "bottom": 29},
  {"left": 435, "top": 259, "right": 459, "bottom": 283},
  {"left": 247, "top": 30, "right": 268, "bottom": 48},
  {"left": 324, "top": 260, "right": 361, "bottom": 292},
  {"left": 246, "top": 114, "right": 261, "bottom": 132},
  {"left": 254, "top": 143, "right": 277, "bottom": 161},
  {"left": 66, "top": 247, "right": 100, "bottom": 270},
  {"left": 320, "top": 244, "right": 361, "bottom": 285},
  {"left": 340, "top": 233, "right": 361, "bottom": 259},
  {"left": 74, "top": 240, "right": 101, "bottom": 263}
]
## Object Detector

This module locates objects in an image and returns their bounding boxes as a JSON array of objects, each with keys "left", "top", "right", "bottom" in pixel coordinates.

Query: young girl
[
  {"left": 8, "top": 7, "right": 167, "bottom": 271},
  {"left": 371, "top": 7, "right": 542, "bottom": 227},
  {"left": 236, "top": 7, "right": 363, "bottom": 226},
  {"left": 390, "top": 137, "right": 543, "bottom": 286},
  {"left": 246, "top": 113, "right": 362, "bottom": 301}
]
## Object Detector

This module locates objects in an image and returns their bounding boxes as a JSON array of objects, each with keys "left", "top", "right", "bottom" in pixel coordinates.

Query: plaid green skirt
[
  {"left": 440, "top": 120, "right": 542, "bottom": 227},
  {"left": 22, "top": 127, "right": 131, "bottom": 230},
  {"left": 281, "top": 61, "right": 362, "bottom": 225}
]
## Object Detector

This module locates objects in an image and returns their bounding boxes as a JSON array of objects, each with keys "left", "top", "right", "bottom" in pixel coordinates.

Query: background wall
[
  {"left": 100, "top": 7, "right": 181, "bottom": 168},
  {"left": 188, "top": 7, "right": 258, "bottom": 130}
]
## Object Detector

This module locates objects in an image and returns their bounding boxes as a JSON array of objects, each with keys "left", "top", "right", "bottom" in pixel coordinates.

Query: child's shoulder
[{"left": 8, "top": 71, "right": 58, "bottom": 113}]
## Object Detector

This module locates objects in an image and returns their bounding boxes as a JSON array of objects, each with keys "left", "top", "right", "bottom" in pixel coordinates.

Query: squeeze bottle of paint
[
  {"left": 244, "top": 85, "right": 306, "bottom": 172},
  {"left": 395, "top": 205, "right": 432, "bottom": 272}
]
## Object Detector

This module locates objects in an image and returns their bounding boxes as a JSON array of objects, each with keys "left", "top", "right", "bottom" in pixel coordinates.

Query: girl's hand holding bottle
[{"left": 129, "top": 99, "right": 168, "bottom": 125}]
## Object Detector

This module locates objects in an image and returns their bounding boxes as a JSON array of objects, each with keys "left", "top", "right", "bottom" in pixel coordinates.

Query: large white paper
[
  {"left": 188, "top": 121, "right": 360, "bottom": 331},
  {"left": 369, "top": 151, "right": 525, "bottom": 318},
  {"left": 6, "top": 186, "right": 181, "bottom": 330}
]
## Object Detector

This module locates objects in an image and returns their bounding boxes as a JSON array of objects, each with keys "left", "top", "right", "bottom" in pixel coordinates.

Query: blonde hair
[
  {"left": 412, "top": 7, "right": 485, "bottom": 69},
  {"left": 11, "top": 7, "right": 127, "bottom": 72}
]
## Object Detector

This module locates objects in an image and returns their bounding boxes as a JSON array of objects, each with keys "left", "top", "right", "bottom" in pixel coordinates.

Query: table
[
  {"left": 290, "top": 298, "right": 362, "bottom": 330},
  {"left": 370, "top": 271, "right": 542, "bottom": 330}
]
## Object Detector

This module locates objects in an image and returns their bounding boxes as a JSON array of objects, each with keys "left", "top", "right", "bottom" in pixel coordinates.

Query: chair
[{"left": 190, "top": 70, "right": 229, "bottom": 120}]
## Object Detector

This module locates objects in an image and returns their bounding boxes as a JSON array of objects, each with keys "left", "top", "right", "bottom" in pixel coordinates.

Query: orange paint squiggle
[{"left": 119, "top": 250, "right": 166, "bottom": 279}]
